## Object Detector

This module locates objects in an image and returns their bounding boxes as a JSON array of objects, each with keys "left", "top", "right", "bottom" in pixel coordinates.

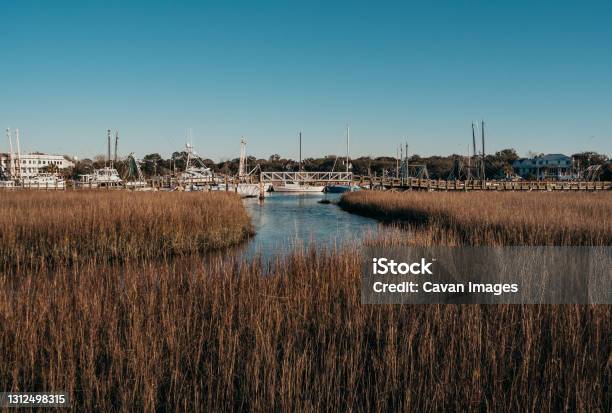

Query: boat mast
[
  {"left": 481, "top": 120, "right": 486, "bottom": 180},
  {"left": 239, "top": 137, "right": 247, "bottom": 178},
  {"left": 15, "top": 128, "right": 21, "bottom": 180},
  {"left": 472, "top": 122, "right": 478, "bottom": 179},
  {"left": 114, "top": 131, "right": 119, "bottom": 165},
  {"left": 6, "top": 128, "right": 14, "bottom": 177},
  {"left": 298, "top": 131, "right": 302, "bottom": 171},
  {"left": 107, "top": 129, "right": 111, "bottom": 168},
  {"left": 346, "top": 124, "right": 350, "bottom": 174}
]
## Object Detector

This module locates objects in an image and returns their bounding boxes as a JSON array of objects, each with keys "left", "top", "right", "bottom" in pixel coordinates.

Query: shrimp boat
[
  {"left": 77, "top": 130, "right": 123, "bottom": 188},
  {"left": 78, "top": 167, "right": 123, "bottom": 188},
  {"left": 124, "top": 153, "right": 151, "bottom": 190}
]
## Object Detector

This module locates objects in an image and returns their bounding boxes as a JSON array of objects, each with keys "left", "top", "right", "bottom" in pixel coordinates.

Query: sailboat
[
  {"left": 325, "top": 125, "right": 359, "bottom": 193},
  {"left": 272, "top": 131, "right": 325, "bottom": 193}
]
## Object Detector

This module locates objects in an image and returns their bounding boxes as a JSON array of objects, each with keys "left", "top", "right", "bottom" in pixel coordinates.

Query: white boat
[
  {"left": 21, "top": 173, "right": 65, "bottom": 189},
  {"left": 177, "top": 141, "right": 215, "bottom": 186},
  {"left": 273, "top": 183, "right": 324, "bottom": 193},
  {"left": 215, "top": 182, "right": 272, "bottom": 197},
  {"left": 78, "top": 167, "right": 123, "bottom": 188},
  {"left": 77, "top": 131, "right": 124, "bottom": 188},
  {"left": 270, "top": 132, "right": 324, "bottom": 193}
]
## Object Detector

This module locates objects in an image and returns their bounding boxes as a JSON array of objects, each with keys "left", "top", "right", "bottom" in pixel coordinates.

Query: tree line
[{"left": 63, "top": 149, "right": 611, "bottom": 181}]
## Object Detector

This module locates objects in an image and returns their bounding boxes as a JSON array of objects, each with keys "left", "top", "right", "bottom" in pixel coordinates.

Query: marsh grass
[
  {"left": 340, "top": 191, "right": 612, "bottom": 246},
  {"left": 0, "top": 191, "right": 609, "bottom": 411},
  {"left": 0, "top": 247, "right": 609, "bottom": 411},
  {"left": 0, "top": 191, "right": 253, "bottom": 266}
]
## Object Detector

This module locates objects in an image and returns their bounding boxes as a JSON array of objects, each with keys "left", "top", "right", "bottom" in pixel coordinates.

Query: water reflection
[{"left": 241, "top": 193, "right": 379, "bottom": 260}]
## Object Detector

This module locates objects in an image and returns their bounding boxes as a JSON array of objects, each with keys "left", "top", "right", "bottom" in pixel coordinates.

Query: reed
[
  {"left": 0, "top": 191, "right": 253, "bottom": 266},
  {"left": 339, "top": 191, "right": 612, "bottom": 246},
  {"left": 0, "top": 191, "right": 609, "bottom": 411},
  {"left": 0, "top": 248, "right": 608, "bottom": 411}
]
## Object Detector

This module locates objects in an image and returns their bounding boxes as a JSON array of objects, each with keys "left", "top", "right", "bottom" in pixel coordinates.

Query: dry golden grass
[
  {"left": 0, "top": 191, "right": 253, "bottom": 266},
  {"left": 340, "top": 191, "right": 612, "bottom": 246},
  {"left": 0, "top": 248, "right": 609, "bottom": 411},
  {"left": 0, "top": 190, "right": 609, "bottom": 411}
]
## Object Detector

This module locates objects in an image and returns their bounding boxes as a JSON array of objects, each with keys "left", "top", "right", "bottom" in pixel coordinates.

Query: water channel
[{"left": 241, "top": 193, "right": 380, "bottom": 260}]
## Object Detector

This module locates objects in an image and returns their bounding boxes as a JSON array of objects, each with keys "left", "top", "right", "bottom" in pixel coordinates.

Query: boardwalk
[{"left": 356, "top": 176, "right": 612, "bottom": 192}]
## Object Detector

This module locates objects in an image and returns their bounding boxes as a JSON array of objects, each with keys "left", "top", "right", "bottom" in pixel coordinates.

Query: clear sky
[{"left": 1, "top": 0, "right": 611, "bottom": 160}]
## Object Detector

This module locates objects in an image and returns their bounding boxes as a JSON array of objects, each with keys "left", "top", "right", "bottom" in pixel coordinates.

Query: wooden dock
[{"left": 355, "top": 176, "right": 611, "bottom": 192}]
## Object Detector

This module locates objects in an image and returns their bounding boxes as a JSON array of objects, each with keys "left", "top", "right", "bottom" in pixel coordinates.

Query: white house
[
  {"left": 513, "top": 154, "right": 572, "bottom": 179},
  {"left": 0, "top": 153, "right": 75, "bottom": 179}
]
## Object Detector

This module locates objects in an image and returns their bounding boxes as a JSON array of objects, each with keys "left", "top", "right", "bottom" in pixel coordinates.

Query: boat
[
  {"left": 177, "top": 142, "right": 214, "bottom": 186},
  {"left": 124, "top": 153, "right": 150, "bottom": 190},
  {"left": 272, "top": 131, "right": 324, "bottom": 194},
  {"left": 325, "top": 184, "right": 360, "bottom": 193},
  {"left": 77, "top": 130, "right": 124, "bottom": 188},
  {"left": 21, "top": 173, "right": 66, "bottom": 189},
  {"left": 214, "top": 182, "right": 273, "bottom": 197},
  {"left": 78, "top": 167, "right": 123, "bottom": 188},
  {"left": 213, "top": 137, "right": 272, "bottom": 197},
  {"left": 273, "top": 183, "right": 324, "bottom": 193}
]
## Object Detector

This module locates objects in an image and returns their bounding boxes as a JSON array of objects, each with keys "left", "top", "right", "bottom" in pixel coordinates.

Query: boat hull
[
  {"left": 273, "top": 184, "right": 324, "bottom": 193},
  {"left": 325, "top": 185, "right": 360, "bottom": 193}
]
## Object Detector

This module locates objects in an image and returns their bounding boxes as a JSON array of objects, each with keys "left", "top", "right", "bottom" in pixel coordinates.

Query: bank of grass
[
  {"left": 0, "top": 247, "right": 609, "bottom": 411},
  {"left": 0, "top": 190, "right": 610, "bottom": 411},
  {"left": 0, "top": 191, "right": 253, "bottom": 266},
  {"left": 339, "top": 191, "right": 612, "bottom": 246}
]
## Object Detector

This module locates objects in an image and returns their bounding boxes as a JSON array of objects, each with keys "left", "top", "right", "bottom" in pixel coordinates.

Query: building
[
  {"left": 513, "top": 154, "right": 572, "bottom": 179},
  {"left": 0, "top": 153, "right": 75, "bottom": 179}
]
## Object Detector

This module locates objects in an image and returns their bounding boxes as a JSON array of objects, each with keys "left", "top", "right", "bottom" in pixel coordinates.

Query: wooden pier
[{"left": 355, "top": 176, "right": 611, "bottom": 192}]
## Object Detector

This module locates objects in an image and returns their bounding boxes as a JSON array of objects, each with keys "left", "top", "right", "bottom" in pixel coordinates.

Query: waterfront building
[{"left": 0, "top": 153, "right": 75, "bottom": 178}]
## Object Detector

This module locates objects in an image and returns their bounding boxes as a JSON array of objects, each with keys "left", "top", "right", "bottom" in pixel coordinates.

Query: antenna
[{"left": 298, "top": 131, "right": 302, "bottom": 171}]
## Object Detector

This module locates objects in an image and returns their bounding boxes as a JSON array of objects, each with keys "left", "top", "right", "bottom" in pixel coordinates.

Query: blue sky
[{"left": 1, "top": 0, "right": 611, "bottom": 160}]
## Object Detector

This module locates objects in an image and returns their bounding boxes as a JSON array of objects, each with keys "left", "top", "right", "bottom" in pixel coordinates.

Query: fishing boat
[
  {"left": 124, "top": 153, "right": 150, "bottom": 190},
  {"left": 78, "top": 167, "right": 123, "bottom": 188},
  {"left": 177, "top": 142, "right": 214, "bottom": 187},
  {"left": 77, "top": 130, "right": 124, "bottom": 188}
]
